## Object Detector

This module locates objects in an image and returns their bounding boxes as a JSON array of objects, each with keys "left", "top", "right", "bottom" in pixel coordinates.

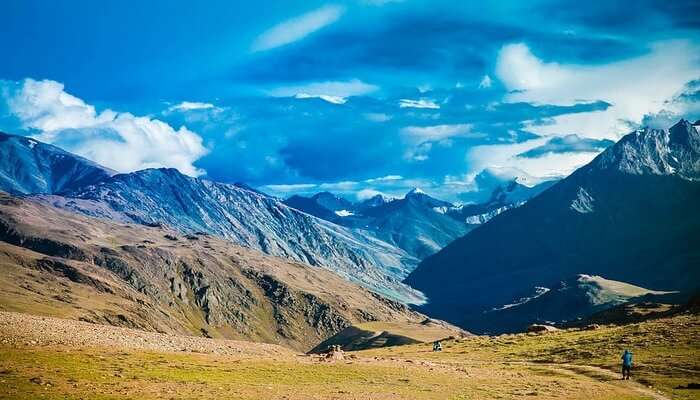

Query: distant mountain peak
[
  {"left": 406, "top": 187, "right": 426, "bottom": 197},
  {"left": 589, "top": 119, "right": 700, "bottom": 180}
]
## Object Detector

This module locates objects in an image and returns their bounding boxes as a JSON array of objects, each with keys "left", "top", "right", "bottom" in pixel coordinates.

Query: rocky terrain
[
  {"left": 0, "top": 133, "right": 424, "bottom": 304},
  {"left": 407, "top": 120, "right": 700, "bottom": 333},
  {"left": 35, "top": 168, "right": 423, "bottom": 304},
  {"left": 0, "top": 311, "right": 292, "bottom": 357},
  {"left": 0, "top": 193, "right": 424, "bottom": 351}
]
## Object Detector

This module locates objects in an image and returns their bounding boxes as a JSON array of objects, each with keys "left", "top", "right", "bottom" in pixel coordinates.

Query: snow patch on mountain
[
  {"left": 570, "top": 187, "right": 595, "bottom": 214},
  {"left": 492, "top": 286, "right": 551, "bottom": 311}
]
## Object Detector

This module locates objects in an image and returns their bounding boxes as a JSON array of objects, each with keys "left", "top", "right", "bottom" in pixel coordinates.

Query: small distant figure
[
  {"left": 433, "top": 340, "right": 442, "bottom": 352},
  {"left": 621, "top": 349, "right": 633, "bottom": 380}
]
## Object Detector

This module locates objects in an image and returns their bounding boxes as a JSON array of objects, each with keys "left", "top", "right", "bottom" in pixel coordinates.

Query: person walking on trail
[
  {"left": 433, "top": 341, "right": 442, "bottom": 352},
  {"left": 621, "top": 349, "right": 633, "bottom": 380}
]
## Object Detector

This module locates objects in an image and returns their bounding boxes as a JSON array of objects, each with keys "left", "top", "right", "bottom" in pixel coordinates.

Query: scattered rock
[{"left": 527, "top": 324, "right": 559, "bottom": 333}]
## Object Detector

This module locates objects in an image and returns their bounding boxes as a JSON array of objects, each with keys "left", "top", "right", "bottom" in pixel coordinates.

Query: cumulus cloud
[
  {"left": 1, "top": 79, "right": 208, "bottom": 176},
  {"left": 466, "top": 137, "right": 602, "bottom": 183},
  {"left": 252, "top": 5, "right": 345, "bottom": 52},
  {"left": 496, "top": 40, "right": 700, "bottom": 139},
  {"left": 399, "top": 98, "right": 440, "bottom": 109}
]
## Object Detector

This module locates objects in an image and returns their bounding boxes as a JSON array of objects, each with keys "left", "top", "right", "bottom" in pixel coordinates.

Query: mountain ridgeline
[
  {"left": 0, "top": 131, "right": 425, "bottom": 304},
  {"left": 0, "top": 132, "right": 115, "bottom": 195},
  {"left": 283, "top": 184, "right": 552, "bottom": 260},
  {"left": 406, "top": 119, "right": 700, "bottom": 333},
  {"left": 0, "top": 193, "right": 423, "bottom": 351},
  {"left": 38, "top": 169, "right": 424, "bottom": 304}
]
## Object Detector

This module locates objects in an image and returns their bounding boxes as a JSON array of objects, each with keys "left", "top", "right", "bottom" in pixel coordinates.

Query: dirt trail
[
  {"left": 362, "top": 356, "right": 671, "bottom": 400},
  {"left": 552, "top": 363, "right": 670, "bottom": 400}
]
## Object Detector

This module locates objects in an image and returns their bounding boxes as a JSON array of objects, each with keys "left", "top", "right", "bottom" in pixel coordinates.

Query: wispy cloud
[
  {"left": 268, "top": 79, "right": 378, "bottom": 104},
  {"left": 401, "top": 124, "right": 477, "bottom": 143},
  {"left": 399, "top": 98, "right": 440, "bottom": 109},
  {"left": 252, "top": 5, "right": 345, "bottom": 52},
  {"left": 478, "top": 75, "right": 492, "bottom": 89},
  {"left": 167, "top": 101, "right": 220, "bottom": 113}
]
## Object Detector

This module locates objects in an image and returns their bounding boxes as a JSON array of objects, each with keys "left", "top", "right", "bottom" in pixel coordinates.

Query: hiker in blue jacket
[{"left": 621, "top": 349, "right": 633, "bottom": 380}]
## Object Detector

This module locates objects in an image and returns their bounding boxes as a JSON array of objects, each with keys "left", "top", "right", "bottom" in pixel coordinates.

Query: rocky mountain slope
[
  {"left": 39, "top": 168, "right": 422, "bottom": 303},
  {"left": 406, "top": 119, "right": 700, "bottom": 333},
  {"left": 0, "top": 134, "right": 424, "bottom": 304},
  {"left": 0, "top": 132, "right": 114, "bottom": 194},
  {"left": 0, "top": 193, "right": 425, "bottom": 351}
]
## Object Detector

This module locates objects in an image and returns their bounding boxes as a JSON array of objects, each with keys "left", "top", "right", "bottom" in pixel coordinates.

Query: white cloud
[
  {"left": 364, "top": 175, "right": 403, "bottom": 183},
  {"left": 2, "top": 79, "right": 208, "bottom": 177},
  {"left": 401, "top": 124, "right": 482, "bottom": 162},
  {"left": 295, "top": 93, "right": 347, "bottom": 104},
  {"left": 269, "top": 79, "right": 378, "bottom": 104},
  {"left": 466, "top": 137, "right": 601, "bottom": 183},
  {"left": 252, "top": 5, "right": 345, "bottom": 52},
  {"left": 478, "top": 75, "right": 492, "bottom": 89},
  {"left": 167, "top": 101, "right": 219, "bottom": 112},
  {"left": 399, "top": 99, "right": 440, "bottom": 109},
  {"left": 356, "top": 188, "right": 389, "bottom": 200},
  {"left": 496, "top": 40, "right": 700, "bottom": 139},
  {"left": 401, "top": 123, "right": 477, "bottom": 143}
]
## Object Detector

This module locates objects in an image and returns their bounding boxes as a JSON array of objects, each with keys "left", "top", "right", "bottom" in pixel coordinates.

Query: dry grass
[{"left": 3, "top": 312, "right": 697, "bottom": 399}]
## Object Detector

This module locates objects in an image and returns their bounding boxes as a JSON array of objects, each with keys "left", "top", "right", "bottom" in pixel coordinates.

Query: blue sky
[{"left": 2, "top": 0, "right": 699, "bottom": 201}]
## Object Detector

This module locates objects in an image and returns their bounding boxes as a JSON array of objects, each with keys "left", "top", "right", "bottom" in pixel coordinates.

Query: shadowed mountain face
[
  {"left": 37, "top": 168, "right": 423, "bottom": 304},
  {"left": 284, "top": 184, "right": 552, "bottom": 260},
  {"left": 0, "top": 193, "right": 423, "bottom": 351},
  {"left": 406, "top": 120, "right": 700, "bottom": 333},
  {"left": 0, "top": 132, "right": 115, "bottom": 194}
]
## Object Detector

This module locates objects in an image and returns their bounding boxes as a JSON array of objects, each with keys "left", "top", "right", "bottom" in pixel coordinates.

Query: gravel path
[{"left": 0, "top": 311, "right": 294, "bottom": 358}]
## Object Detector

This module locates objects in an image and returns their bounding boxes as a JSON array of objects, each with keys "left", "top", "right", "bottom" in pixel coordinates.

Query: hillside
[
  {"left": 0, "top": 134, "right": 424, "bottom": 304},
  {"left": 310, "top": 319, "right": 471, "bottom": 353},
  {"left": 0, "top": 132, "right": 114, "bottom": 194},
  {"left": 32, "top": 167, "right": 422, "bottom": 304},
  {"left": 0, "top": 193, "right": 424, "bottom": 351},
  {"left": 406, "top": 120, "right": 700, "bottom": 333}
]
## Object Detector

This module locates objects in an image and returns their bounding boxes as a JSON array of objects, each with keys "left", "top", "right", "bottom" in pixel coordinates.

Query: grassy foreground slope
[
  {"left": 360, "top": 313, "right": 700, "bottom": 400},
  {"left": 2, "top": 311, "right": 697, "bottom": 399}
]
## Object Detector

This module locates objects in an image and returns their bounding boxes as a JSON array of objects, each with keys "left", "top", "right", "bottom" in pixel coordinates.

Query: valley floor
[{"left": 2, "top": 311, "right": 698, "bottom": 399}]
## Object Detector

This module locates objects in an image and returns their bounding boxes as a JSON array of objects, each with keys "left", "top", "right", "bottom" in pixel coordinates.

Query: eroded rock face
[{"left": 0, "top": 194, "right": 424, "bottom": 351}]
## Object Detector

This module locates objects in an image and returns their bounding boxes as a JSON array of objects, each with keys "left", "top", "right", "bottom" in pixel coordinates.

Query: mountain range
[
  {"left": 0, "top": 193, "right": 424, "bottom": 351},
  {"left": 0, "top": 131, "right": 422, "bottom": 304},
  {"left": 406, "top": 119, "right": 700, "bottom": 333},
  {"left": 283, "top": 183, "right": 552, "bottom": 260}
]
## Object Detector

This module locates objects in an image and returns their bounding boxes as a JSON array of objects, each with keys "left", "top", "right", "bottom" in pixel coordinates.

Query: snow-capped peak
[
  {"left": 406, "top": 187, "right": 425, "bottom": 196},
  {"left": 334, "top": 209, "right": 354, "bottom": 217}
]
